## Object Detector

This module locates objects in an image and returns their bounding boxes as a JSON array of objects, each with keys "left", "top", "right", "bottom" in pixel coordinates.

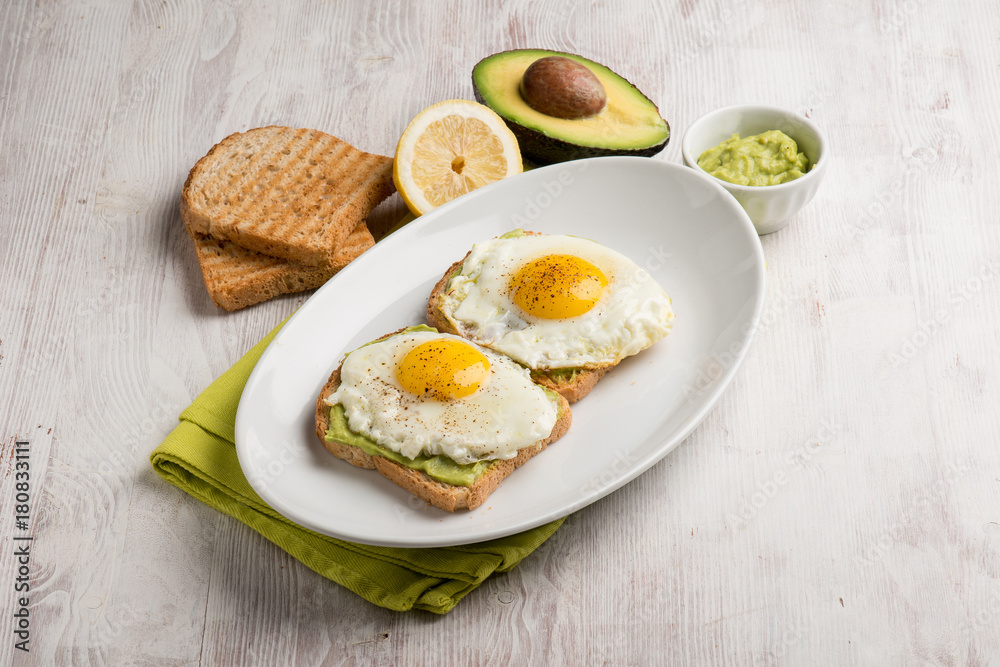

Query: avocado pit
[{"left": 519, "top": 56, "right": 608, "bottom": 120}]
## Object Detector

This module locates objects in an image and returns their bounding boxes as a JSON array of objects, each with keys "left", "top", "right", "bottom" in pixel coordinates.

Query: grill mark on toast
[
  {"left": 183, "top": 126, "right": 394, "bottom": 267},
  {"left": 236, "top": 130, "right": 368, "bottom": 261},
  {"left": 317, "top": 152, "right": 393, "bottom": 251},
  {"left": 289, "top": 134, "right": 352, "bottom": 249},
  {"left": 220, "top": 127, "right": 289, "bottom": 237},
  {"left": 317, "top": 148, "right": 375, "bottom": 250},
  {"left": 269, "top": 133, "right": 353, "bottom": 257},
  {"left": 234, "top": 128, "right": 309, "bottom": 247},
  {"left": 250, "top": 130, "right": 311, "bottom": 247}
]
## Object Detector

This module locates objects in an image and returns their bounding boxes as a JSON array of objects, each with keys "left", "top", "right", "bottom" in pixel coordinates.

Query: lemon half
[{"left": 393, "top": 99, "right": 522, "bottom": 216}]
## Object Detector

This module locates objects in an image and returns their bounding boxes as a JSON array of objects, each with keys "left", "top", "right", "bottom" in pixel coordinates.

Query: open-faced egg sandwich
[
  {"left": 427, "top": 230, "right": 675, "bottom": 402},
  {"left": 315, "top": 325, "right": 571, "bottom": 511}
]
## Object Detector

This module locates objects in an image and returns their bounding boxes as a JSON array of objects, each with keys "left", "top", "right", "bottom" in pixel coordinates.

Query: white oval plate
[{"left": 235, "top": 157, "right": 765, "bottom": 547}]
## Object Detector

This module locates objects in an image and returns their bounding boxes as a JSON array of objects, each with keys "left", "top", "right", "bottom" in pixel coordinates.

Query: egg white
[
  {"left": 436, "top": 233, "right": 675, "bottom": 369},
  {"left": 327, "top": 331, "right": 559, "bottom": 464}
]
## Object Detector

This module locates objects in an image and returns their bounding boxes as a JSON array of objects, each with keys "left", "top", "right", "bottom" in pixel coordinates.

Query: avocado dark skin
[
  {"left": 472, "top": 49, "right": 670, "bottom": 165},
  {"left": 474, "top": 86, "right": 670, "bottom": 165}
]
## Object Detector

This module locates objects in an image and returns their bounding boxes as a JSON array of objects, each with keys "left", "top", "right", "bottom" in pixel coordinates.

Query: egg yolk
[
  {"left": 511, "top": 254, "right": 609, "bottom": 319},
  {"left": 397, "top": 339, "right": 491, "bottom": 400}
]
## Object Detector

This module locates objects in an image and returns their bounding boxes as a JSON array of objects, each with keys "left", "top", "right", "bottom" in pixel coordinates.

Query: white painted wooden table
[{"left": 3, "top": 1, "right": 999, "bottom": 664}]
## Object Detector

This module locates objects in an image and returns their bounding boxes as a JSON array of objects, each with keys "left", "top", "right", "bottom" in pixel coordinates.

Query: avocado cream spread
[
  {"left": 534, "top": 367, "right": 580, "bottom": 384},
  {"left": 326, "top": 403, "right": 493, "bottom": 486},
  {"left": 697, "top": 130, "right": 809, "bottom": 186}
]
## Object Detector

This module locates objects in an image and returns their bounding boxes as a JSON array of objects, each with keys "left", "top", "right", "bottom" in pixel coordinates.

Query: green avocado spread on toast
[{"left": 325, "top": 403, "right": 493, "bottom": 486}]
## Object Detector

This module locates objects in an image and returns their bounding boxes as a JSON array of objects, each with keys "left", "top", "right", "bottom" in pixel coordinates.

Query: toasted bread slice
[
  {"left": 181, "top": 126, "right": 395, "bottom": 266},
  {"left": 185, "top": 221, "right": 374, "bottom": 311},
  {"left": 315, "top": 331, "right": 572, "bottom": 512},
  {"left": 426, "top": 256, "right": 610, "bottom": 404}
]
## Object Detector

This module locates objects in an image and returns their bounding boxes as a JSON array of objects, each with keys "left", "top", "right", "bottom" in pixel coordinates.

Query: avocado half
[{"left": 472, "top": 49, "right": 670, "bottom": 165}]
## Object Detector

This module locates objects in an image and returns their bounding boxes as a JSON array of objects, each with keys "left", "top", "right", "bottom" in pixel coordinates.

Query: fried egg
[
  {"left": 435, "top": 232, "right": 675, "bottom": 369},
  {"left": 327, "top": 330, "right": 559, "bottom": 464}
]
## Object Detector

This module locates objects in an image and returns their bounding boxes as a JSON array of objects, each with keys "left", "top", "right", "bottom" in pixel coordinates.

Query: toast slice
[
  {"left": 426, "top": 256, "right": 610, "bottom": 404},
  {"left": 315, "top": 330, "right": 572, "bottom": 512},
  {"left": 181, "top": 126, "right": 395, "bottom": 266},
  {"left": 185, "top": 221, "right": 374, "bottom": 311}
]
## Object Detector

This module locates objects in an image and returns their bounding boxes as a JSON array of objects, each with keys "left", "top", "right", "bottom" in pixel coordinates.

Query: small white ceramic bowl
[{"left": 681, "top": 104, "right": 827, "bottom": 235}]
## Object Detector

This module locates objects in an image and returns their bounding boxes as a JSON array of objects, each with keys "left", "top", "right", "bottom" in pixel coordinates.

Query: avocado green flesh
[
  {"left": 473, "top": 49, "right": 669, "bottom": 163},
  {"left": 697, "top": 130, "right": 810, "bottom": 186},
  {"left": 326, "top": 404, "right": 491, "bottom": 487},
  {"left": 534, "top": 367, "right": 581, "bottom": 383}
]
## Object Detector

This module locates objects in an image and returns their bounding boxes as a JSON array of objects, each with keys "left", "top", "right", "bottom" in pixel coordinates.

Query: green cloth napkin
[{"left": 150, "top": 319, "right": 564, "bottom": 614}]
